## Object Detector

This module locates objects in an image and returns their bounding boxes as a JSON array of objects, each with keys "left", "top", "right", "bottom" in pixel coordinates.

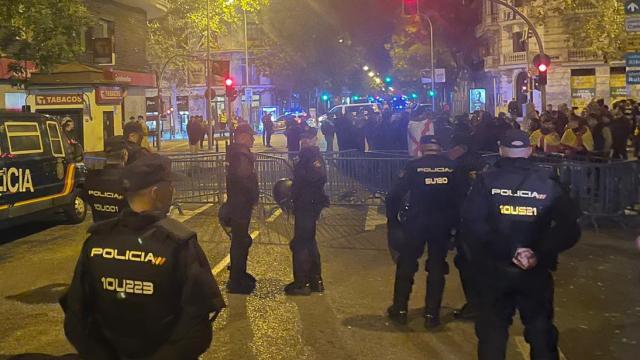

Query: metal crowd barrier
[{"left": 167, "top": 150, "right": 640, "bottom": 223}]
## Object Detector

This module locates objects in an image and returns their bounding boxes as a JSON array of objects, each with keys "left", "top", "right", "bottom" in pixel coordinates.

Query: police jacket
[
  {"left": 226, "top": 143, "right": 259, "bottom": 220},
  {"left": 292, "top": 146, "right": 329, "bottom": 212},
  {"left": 61, "top": 210, "right": 225, "bottom": 360},
  {"left": 84, "top": 166, "right": 127, "bottom": 223},
  {"left": 460, "top": 157, "right": 581, "bottom": 270},
  {"left": 386, "top": 153, "right": 466, "bottom": 228}
]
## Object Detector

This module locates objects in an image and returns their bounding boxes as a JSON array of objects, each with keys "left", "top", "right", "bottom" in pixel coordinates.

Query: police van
[{"left": 0, "top": 112, "right": 87, "bottom": 228}]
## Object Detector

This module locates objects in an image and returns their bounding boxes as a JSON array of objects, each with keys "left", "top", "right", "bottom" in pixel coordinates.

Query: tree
[
  {"left": 254, "top": 0, "right": 371, "bottom": 101},
  {"left": 385, "top": 1, "right": 479, "bottom": 96},
  {"left": 0, "top": 0, "right": 92, "bottom": 74},
  {"left": 147, "top": 0, "right": 268, "bottom": 85},
  {"left": 528, "top": 0, "right": 626, "bottom": 60}
]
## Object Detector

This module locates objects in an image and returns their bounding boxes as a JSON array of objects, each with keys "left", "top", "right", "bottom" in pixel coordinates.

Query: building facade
[
  {"left": 474, "top": 0, "right": 633, "bottom": 116},
  {"left": 2, "top": 0, "right": 166, "bottom": 152},
  {"left": 154, "top": 11, "right": 276, "bottom": 137}
]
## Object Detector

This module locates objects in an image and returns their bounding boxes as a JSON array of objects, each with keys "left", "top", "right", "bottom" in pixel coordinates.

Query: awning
[{"left": 28, "top": 63, "right": 121, "bottom": 87}]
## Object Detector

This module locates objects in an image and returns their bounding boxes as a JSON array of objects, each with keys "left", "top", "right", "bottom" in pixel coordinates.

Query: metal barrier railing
[{"left": 167, "top": 150, "right": 640, "bottom": 222}]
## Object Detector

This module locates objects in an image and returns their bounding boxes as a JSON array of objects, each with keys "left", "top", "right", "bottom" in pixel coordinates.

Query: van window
[
  {"left": 5, "top": 122, "right": 44, "bottom": 155},
  {"left": 46, "top": 121, "right": 65, "bottom": 157}
]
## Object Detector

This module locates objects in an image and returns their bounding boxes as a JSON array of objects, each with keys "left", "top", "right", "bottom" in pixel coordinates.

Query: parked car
[
  {"left": 273, "top": 112, "right": 315, "bottom": 134},
  {"left": 318, "top": 103, "right": 381, "bottom": 127},
  {"left": 0, "top": 112, "right": 87, "bottom": 228}
]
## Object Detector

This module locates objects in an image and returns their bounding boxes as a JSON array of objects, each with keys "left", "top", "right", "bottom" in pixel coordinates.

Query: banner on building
[
  {"left": 610, "top": 73, "right": 628, "bottom": 100},
  {"left": 177, "top": 96, "right": 189, "bottom": 112},
  {"left": 188, "top": 60, "right": 206, "bottom": 86},
  {"left": 570, "top": 75, "right": 596, "bottom": 111}
]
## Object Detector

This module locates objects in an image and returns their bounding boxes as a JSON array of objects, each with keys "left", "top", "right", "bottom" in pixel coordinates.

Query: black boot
[
  {"left": 284, "top": 281, "right": 311, "bottom": 296},
  {"left": 226, "top": 278, "right": 256, "bottom": 295},
  {"left": 453, "top": 303, "right": 479, "bottom": 320},
  {"left": 387, "top": 305, "right": 408, "bottom": 325},
  {"left": 309, "top": 277, "right": 325, "bottom": 293},
  {"left": 424, "top": 314, "right": 441, "bottom": 329}
]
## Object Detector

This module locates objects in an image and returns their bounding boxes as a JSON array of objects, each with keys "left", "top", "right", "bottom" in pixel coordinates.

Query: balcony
[
  {"left": 114, "top": 0, "right": 168, "bottom": 19},
  {"left": 567, "top": 49, "right": 600, "bottom": 62},
  {"left": 503, "top": 52, "right": 527, "bottom": 65},
  {"left": 484, "top": 55, "right": 499, "bottom": 69},
  {"left": 476, "top": 13, "right": 500, "bottom": 37}
]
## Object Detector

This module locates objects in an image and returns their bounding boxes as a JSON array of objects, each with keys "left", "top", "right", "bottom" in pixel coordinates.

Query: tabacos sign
[
  {"left": 0, "top": 167, "right": 34, "bottom": 193},
  {"left": 95, "top": 86, "right": 124, "bottom": 105},
  {"left": 35, "top": 94, "right": 83, "bottom": 106}
]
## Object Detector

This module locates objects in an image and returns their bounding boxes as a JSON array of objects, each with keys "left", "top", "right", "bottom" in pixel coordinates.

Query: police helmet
[
  {"left": 273, "top": 178, "right": 294, "bottom": 213},
  {"left": 218, "top": 202, "right": 233, "bottom": 236}
]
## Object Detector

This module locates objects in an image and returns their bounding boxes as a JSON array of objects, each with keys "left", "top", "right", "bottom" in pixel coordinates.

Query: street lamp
[
  {"left": 363, "top": 65, "right": 370, "bottom": 71},
  {"left": 368, "top": 71, "right": 375, "bottom": 78}
]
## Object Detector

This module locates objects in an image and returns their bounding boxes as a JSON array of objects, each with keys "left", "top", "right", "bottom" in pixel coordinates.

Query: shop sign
[
  {"left": 571, "top": 75, "right": 596, "bottom": 111},
  {"left": 95, "top": 86, "right": 123, "bottom": 105},
  {"left": 177, "top": 96, "right": 189, "bottom": 112},
  {"left": 35, "top": 94, "right": 83, "bottom": 106}
]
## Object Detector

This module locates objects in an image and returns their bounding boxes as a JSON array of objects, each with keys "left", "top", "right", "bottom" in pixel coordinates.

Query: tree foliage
[
  {"left": 528, "top": 0, "right": 626, "bottom": 60},
  {"left": 147, "top": 0, "right": 268, "bottom": 83},
  {"left": 0, "top": 0, "right": 92, "bottom": 73},
  {"left": 386, "top": 1, "right": 478, "bottom": 95},
  {"left": 254, "top": 0, "right": 370, "bottom": 97}
]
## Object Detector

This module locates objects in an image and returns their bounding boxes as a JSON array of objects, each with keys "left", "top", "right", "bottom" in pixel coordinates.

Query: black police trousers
[
  {"left": 475, "top": 266, "right": 559, "bottom": 360},
  {"left": 229, "top": 217, "right": 252, "bottom": 283},
  {"left": 393, "top": 224, "right": 450, "bottom": 316},
  {"left": 454, "top": 243, "right": 479, "bottom": 310},
  {"left": 290, "top": 208, "right": 322, "bottom": 285}
]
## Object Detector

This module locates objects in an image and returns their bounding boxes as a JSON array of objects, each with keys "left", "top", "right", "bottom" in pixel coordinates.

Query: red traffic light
[
  {"left": 532, "top": 53, "right": 551, "bottom": 73},
  {"left": 225, "top": 78, "right": 233, "bottom": 86},
  {"left": 403, "top": 0, "right": 419, "bottom": 16},
  {"left": 538, "top": 64, "right": 547, "bottom": 72}
]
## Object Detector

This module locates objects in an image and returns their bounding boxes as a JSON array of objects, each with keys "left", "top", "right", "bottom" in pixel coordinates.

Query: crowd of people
[{"left": 315, "top": 99, "right": 640, "bottom": 161}]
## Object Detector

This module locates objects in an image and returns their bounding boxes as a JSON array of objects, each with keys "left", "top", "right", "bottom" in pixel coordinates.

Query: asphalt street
[{"left": 0, "top": 202, "right": 639, "bottom": 360}]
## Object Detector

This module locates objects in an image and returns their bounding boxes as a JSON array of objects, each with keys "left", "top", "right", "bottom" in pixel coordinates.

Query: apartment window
[
  {"left": 88, "top": 19, "right": 115, "bottom": 64},
  {"left": 512, "top": 31, "right": 526, "bottom": 53}
]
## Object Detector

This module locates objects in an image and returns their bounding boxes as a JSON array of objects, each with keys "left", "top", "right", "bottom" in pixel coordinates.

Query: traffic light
[
  {"left": 321, "top": 94, "right": 330, "bottom": 101},
  {"left": 428, "top": 89, "right": 436, "bottom": 97},
  {"left": 411, "top": 93, "right": 418, "bottom": 99},
  {"left": 403, "top": 0, "right": 419, "bottom": 16},
  {"left": 384, "top": 76, "right": 393, "bottom": 84},
  {"left": 532, "top": 53, "right": 551, "bottom": 86},
  {"left": 225, "top": 77, "right": 238, "bottom": 101}
]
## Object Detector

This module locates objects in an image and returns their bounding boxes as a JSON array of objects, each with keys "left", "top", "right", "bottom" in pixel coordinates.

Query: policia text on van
[{"left": 0, "top": 112, "right": 87, "bottom": 227}]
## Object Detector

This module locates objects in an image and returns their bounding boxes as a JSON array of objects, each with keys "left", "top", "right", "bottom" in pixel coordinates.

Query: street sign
[
  {"left": 626, "top": 0, "right": 640, "bottom": 14},
  {"left": 421, "top": 68, "right": 446, "bottom": 83},
  {"left": 626, "top": 70, "right": 640, "bottom": 84},
  {"left": 626, "top": 52, "right": 640, "bottom": 66},
  {"left": 626, "top": 17, "right": 640, "bottom": 32}
]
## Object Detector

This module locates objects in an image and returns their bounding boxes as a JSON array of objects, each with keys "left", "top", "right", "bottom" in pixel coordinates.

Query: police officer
[
  {"left": 84, "top": 136, "right": 128, "bottom": 223},
  {"left": 285, "top": 127, "right": 329, "bottom": 295},
  {"left": 460, "top": 129, "right": 580, "bottom": 360},
  {"left": 61, "top": 153, "right": 225, "bottom": 360},
  {"left": 386, "top": 135, "right": 466, "bottom": 328},
  {"left": 225, "top": 123, "right": 260, "bottom": 294},
  {"left": 123, "top": 121, "right": 151, "bottom": 164}
]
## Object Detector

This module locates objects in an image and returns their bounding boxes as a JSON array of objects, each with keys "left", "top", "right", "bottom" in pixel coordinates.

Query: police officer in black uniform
[
  {"left": 460, "top": 129, "right": 580, "bottom": 360},
  {"left": 61, "top": 153, "right": 225, "bottom": 360},
  {"left": 285, "top": 127, "right": 329, "bottom": 295},
  {"left": 225, "top": 124, "right": 260, "bottom": 294},
  {"left": 84, "top": 136, "right": 128, "bottom": 223},
  {"left": 386, "top": 135, "right": 466, "bottom": 328},
  {"left": 123, "top": 121, "right": 151, "bottom": 164}
]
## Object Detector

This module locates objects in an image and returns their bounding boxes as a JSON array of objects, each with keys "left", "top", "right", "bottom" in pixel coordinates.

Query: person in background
[
  {"left": 187, "top": 116, "right": 204, "bottom": 154},
  {"left": 561, "top": 117, "right": 594, "bottom": 156},
  {"left": 123, "top": 121, "right": 151, "bottom": 164},
  {"left": 262, "top": 112, "right": 274, "bottom": 147},
  {"left": 590, "top": 114, "right": 613, "bottom": 158},
  {"left": 530, "top": 118, "right": 561, "bottom": 154},
  {"left": 320, "top": 117, "right": 336, "bottom": 152},
  {"left": 507, "top": 98, "right": 520, "bottom": 119},
  {"left": 60, "top": 116, "right": 84, "bottom": 162},
  {"left": 137, "top": 115, "right": 151, "bottom": 151},
  {"left": 610, "top": 106, "right": 632, "bottom": 160}
]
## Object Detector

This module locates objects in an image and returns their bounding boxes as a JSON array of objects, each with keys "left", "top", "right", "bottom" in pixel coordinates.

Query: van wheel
[{"left": 64, "top": 193, "right": 87, "bottom": 224}]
